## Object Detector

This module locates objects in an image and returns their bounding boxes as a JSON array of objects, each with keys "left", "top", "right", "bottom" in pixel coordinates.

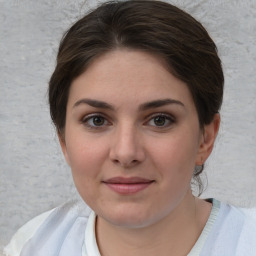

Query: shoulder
[
  {"left": 218, "top": 200, "right": 256, "bottom": 231},
  {"left": 223, "top": 203, "right": 256, "bottom": 252},
  {"left": 3, "top": 208, "right": 56, "bottom": 256},
  {"left": 202, "top": 199, "right": 256, "bottom": 255},
  {"left": 3, "top": 200, "right": 91, "bottom": 256}
]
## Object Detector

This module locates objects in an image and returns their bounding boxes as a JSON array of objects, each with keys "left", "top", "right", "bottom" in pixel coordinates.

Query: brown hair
[{"left": 49, "top": 0, "right": 224, "bottom": 189}]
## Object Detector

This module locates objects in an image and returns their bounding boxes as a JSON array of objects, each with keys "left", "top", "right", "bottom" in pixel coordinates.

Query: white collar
[
  {"left": 83, "top": 199, "right": 220, "bottom": 256},
  {"left": 84, "top": 211, "right": 101, "bottom": 256}
]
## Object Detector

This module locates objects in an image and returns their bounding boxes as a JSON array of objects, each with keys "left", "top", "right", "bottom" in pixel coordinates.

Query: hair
[{"left": 48, "top": 0, "right": 224, "bottom": 192}]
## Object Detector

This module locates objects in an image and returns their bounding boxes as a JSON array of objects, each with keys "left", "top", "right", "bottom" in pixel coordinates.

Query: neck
[{"left": 96, "top": 191, "right": 212, "bottom": 256}]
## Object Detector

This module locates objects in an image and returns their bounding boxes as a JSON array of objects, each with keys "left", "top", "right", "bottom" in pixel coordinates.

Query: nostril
[{"left": 112, "top": 158, "right": 139, "bottom": 168}]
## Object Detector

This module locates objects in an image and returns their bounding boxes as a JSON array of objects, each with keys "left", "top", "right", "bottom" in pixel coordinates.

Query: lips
[{"left": 102, "top": 177, "right": 154, "bottom": 194}]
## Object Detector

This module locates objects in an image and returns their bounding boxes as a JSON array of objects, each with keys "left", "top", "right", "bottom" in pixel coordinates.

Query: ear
[
  {"left": 196, "top": 113, "right": 220, "bottom": 165},
  {"left": 58, "top": 131, "right": 71, "bottom": 166}
]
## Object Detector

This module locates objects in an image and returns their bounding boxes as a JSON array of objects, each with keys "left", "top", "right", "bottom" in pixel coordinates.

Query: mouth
[{"left": 102, "top": 177, "right": 155, "bottom": 195}]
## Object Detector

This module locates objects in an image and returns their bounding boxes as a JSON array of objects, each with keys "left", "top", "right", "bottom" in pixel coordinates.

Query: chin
[{"left": 97, "top": 203, "right": 163, "bottom": 229}]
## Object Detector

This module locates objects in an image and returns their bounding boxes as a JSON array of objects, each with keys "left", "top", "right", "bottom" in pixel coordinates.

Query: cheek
[
  {"left": 65, "top": 134, "right": 110, "bottom": 206},
  {"left": 65, "top": 133, "right": 109, "bottom": 179},
  {"left": 148, "top": 132, "right": 199, "bottom": 179}
]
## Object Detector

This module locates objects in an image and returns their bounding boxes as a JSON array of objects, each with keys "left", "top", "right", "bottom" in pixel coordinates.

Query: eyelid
[
  {"left": 144, "top": 112, "right": 175, "bottom": 127},
  {"left": 81, "top": 112, "right": 106, "bottom": 121},
  {"left": 145, "top": 112, "right": 175, "bottom": 121},
  {"left": 80, "top": 112, "right": 112, "bottom": 129}
]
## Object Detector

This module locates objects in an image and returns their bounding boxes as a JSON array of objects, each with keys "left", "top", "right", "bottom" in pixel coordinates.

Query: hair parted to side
[{"left": 48, "top": 0, "right": 224, "bottom": 193}]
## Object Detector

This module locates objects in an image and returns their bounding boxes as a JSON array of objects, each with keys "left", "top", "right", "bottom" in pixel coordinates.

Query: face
[{"left": 60, "top": 49, "right": 208, "bottom": 228}]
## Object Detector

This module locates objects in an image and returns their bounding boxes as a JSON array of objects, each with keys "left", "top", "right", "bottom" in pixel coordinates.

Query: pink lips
[{"left": 102, "top": 177, "right": 154, "bottom": 195}]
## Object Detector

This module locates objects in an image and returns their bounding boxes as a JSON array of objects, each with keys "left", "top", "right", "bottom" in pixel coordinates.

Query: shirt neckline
[
  {"left": 187, "top": 198, "right": 221, "bottom": 255},
  {"left": 84, "top": 198, "right": 221, "bottom": 256}
]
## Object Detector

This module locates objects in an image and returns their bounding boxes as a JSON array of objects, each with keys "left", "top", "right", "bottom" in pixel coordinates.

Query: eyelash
[
  {"left": 81, "top": 113, "right": 111, "bottom": 130},
  {"left": 145, "top": 113, "right": 175, "bottom": 128},
  {"left": 80, "top": 112, "right": 175, "bottom": 130}
]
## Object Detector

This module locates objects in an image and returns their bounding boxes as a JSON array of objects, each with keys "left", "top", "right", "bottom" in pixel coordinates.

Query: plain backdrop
[{"left": 0, "top": 0, "right": 256, "bottom": 250}]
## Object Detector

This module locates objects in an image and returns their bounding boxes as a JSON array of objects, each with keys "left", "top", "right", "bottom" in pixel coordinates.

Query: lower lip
[{"left": 104, "top": 182, "right": 153, "bottom": 194}]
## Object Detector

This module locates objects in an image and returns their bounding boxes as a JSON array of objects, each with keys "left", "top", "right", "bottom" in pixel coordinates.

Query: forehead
[{"left": 68, "top": 49, "right": 194, "bottom": 109}]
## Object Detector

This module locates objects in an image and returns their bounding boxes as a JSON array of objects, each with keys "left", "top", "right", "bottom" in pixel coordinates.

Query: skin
[{"left": 59, "top": 49, "right": 220, "bottom": 256}]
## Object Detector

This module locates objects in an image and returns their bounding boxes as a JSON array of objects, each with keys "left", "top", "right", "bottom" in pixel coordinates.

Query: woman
[{"left": 4, "top": 1, "right": 255, "bottom": 255}]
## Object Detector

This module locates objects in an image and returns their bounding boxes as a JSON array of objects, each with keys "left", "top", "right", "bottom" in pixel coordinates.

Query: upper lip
[{"left": 103, "top": 177, "right": 154, "bottom": 184}]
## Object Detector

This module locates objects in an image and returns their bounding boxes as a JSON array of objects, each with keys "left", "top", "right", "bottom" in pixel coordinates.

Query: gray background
[{"left": 0, "top": 0, "right": 256, "bottom": 251}]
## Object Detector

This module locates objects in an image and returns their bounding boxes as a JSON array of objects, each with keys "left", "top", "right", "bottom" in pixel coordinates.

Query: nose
[{"left": 109, "top": 123, "right": 146, "bottom": 168}]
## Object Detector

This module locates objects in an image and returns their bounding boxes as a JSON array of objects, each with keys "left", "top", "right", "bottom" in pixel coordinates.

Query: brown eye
[
  {"left": 153, "top": 116, "right": 166, "bottom": 126},
  {"left": 82, "top": 114, "right": 109, "bottom": 128},
  {"left": 147, "top": 114, "right": 174, "bottom": 128},
  {"left": 92, "top": 116, "right": 105, "bottom": 126}
]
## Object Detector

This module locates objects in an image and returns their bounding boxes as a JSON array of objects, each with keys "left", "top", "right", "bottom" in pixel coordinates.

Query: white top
[{"left": 3, "top": 199, "right": 256, "bottom": 256}]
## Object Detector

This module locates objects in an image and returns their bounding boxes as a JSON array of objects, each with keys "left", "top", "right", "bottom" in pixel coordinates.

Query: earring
[{"left": 194, "top": 165, "right": 203, "bottom": 175}]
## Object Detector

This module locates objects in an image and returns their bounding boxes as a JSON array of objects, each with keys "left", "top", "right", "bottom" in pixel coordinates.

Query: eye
[
  {"left": 81, "top": 114, "right": 110, "bottom": 129},
  {"left": 147, "top": 114, "right": 174, "bottom": 128}
]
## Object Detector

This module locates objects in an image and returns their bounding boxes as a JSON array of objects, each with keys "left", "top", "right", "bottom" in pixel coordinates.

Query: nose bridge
[{"left": 110, "top": 119, "right": 144, "bottom": 166}]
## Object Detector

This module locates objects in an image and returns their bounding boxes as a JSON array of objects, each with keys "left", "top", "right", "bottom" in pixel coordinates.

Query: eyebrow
[
  {"left": 73, "top": 98, "right": 184, "bottom": 111},
  {"left": 138, "top": 98, "right": 184, "bottom": 111},
  {"left": 73, "top": 99, "right": 114, "bottom": 110}
]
